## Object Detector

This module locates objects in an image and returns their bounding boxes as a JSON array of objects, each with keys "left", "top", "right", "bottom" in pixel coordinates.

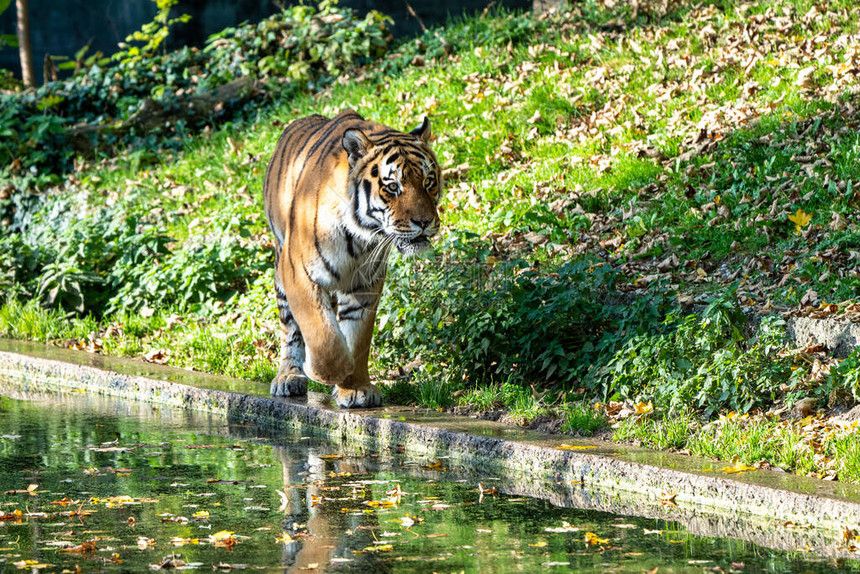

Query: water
[{"left": 0, "top": 392, "right": 857, "bottom": 573}]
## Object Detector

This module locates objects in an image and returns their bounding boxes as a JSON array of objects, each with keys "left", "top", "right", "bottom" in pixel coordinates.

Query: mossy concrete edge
[{"left": 1, "top": 347, "right": 859, "bottom": 558}]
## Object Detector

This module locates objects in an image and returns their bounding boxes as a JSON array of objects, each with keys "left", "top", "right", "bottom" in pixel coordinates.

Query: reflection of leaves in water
[{"left": 0, "top": 396, "right": 843, "bottom": 573}]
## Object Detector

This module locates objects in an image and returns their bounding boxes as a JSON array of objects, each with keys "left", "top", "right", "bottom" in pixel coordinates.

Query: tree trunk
[{"left": 16, "top": 0, "right": 35, "bottom": 88}]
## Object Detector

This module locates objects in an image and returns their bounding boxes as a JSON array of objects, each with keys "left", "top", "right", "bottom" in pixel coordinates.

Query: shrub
[
  {"left": 0, "top": 0, "right": 393, "bottom": 207},
  {"left": 592, "top": 289, "right": 794, "bottom": 418},
  {"left": 375, "top": 232, "right": 617, "bottom": 394},
  {"left": 0, "top": 191, "right": 268, "bottom": 317}
]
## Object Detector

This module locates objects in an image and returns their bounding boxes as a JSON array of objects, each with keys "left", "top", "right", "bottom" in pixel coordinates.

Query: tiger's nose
[{"left": 411, "top": 217, "right": 432, "bottom": 231}]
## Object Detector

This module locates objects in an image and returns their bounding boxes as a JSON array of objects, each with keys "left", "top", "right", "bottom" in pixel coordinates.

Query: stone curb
[
  {"left": 787, "top": 316, "right": 860, "bottom": 357},
  {"left": 1, "top": 340, "right": 860, "bottom": 559}
]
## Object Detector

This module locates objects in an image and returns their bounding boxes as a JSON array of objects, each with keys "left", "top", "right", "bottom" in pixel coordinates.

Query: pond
[{"left": 0, "top": 391, "right": 857, "bottom": 573}]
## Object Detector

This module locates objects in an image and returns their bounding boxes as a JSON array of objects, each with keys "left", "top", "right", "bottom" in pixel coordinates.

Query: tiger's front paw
[
  {"left": 270, "top": 372, "right": 308, "bottom": 397},
  {"left": 332, "top": 384, "right": 382, "bottom": 408},
  {"left": 304, "top": 348, "right": 355, "bottom": 385}
]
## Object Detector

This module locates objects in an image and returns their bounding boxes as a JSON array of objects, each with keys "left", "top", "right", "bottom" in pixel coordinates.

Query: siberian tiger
[{"left": 263, "top": 110, "right": 442, "bottom": 408}]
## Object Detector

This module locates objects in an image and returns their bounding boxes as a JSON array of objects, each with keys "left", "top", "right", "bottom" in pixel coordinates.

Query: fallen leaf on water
[
  {"left": 557, "top": 444, "right": 598, "bottom": 450},
  {"left": 137, "top": 536, "right": 155, "bottom": 549},
  {"left": 276, "top": 489, "right": 289, "bottom": 512},
  {"left": 584, "top": 532, "right": 608, "bottom": 546},
  {"left": 58, "top": 539, "right": 97, "bottom": 553},
  {"left": 152, "top": 555, "right": 186, "bottom": 569},
  {"left": 529, "top": 540, "right": 548, "bottom": 548},
  {"left": 4, "top": 484, "right": 39, "bottom": 496},
  {"left": 398, "top": 514, "right": 423, "bottom": 527},
  {"left": 0, "top": 509, "right": 23, "bottom": 521},
  {"left": 720, "top": 462, "right": 757, "bottom": 474},
  {"left": 545, "top": 521, "right": 579, "bottom": 533},
  {"left": 210, "top": 530, "right": 238, "bottom": 548},
  {"left": 13, "top": 560, "right": 54, "bottom": 570},
  {"left": 478, "top": 483, "right": 498, "bottom": 497},
  {"left": 364, "top": 500, "right": 396, "bottom": 509},
  {"left": 360, "top": 544, "right": 393, "bottom": 553}
]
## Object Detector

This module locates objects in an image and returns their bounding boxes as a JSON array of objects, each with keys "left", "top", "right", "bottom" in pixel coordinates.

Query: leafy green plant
[
  {"left": 116, "top": 0, "right": 191, "bottom": 64},
  {"left": 377, "top": 236, "right": 617, "bottom": 395},
  {"left": 827, "top": 350, "right": 860, "bottom": 404},
  {"left": 593, "top": 290, "right": 793, "bottom": 417},
  {"left": 0, "top": 0, "right": 394, "bottom": 212}
]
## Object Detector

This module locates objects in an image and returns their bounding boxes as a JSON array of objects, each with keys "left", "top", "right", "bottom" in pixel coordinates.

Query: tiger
[{"left": 262, "top": 110, "right": 442, "bottom": 408}]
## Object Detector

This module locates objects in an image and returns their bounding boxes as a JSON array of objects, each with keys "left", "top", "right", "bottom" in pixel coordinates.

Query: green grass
[
  {"left": 614, "top": 412, "right": 697, "bottom": 451},
  {"left": 560, "top": 403, "right": 607, "bottom": 437},
  {"left": 614, "top": 412, "right": 860, "bottom": 482},
  {"left": 2, "top": 0, "right": 860, "bottom": 480}
]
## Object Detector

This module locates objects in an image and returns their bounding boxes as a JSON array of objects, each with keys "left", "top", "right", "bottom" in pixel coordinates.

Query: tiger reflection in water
[{"left": 273, "top": 446, "right": 393, "bottom": 572}]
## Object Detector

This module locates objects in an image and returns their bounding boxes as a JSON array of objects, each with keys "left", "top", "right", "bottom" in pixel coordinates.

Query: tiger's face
[{"left": 343, "top": 118, "right": 442, "bottom": 256}]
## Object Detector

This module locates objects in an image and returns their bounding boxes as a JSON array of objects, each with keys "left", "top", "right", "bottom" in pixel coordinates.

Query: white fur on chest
[{"left": 307, "top": 205, "right": 387, "bottom": 292}]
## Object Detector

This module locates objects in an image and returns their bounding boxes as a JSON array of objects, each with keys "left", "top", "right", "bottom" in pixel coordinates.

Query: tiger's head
[{"left": 342, "top": 118, "right": 442, "bottom": 256}]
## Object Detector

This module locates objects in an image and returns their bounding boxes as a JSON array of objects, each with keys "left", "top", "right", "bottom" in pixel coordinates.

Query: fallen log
[{"left": 68, "top": 77, "right": 261, "bottom": 154}]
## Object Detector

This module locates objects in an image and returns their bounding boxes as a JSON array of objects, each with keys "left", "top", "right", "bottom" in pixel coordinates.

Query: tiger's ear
[
  {"left": 410, "top": 116, "right": 431, "bottom": 144},
  {"left": 343, "top": 129, "right": 371, "bottom": 168}
]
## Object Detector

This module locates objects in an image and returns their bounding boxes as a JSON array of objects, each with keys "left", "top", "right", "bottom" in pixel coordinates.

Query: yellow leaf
[
  {"left": 210, "top": 530, "right": 234, "bottom": 541},
  {"left": 275, "top": 532, "right": 293, "bottom": 543},
  {"left": 720, "top": 462, "right": 757, "bottom": 474},
  {"left": 584, "top": 532, "right": 608, "bottom": 546},
  {"left": 634, "top": 401, "right": 653, "bottom": 415},
  {"left": 529, "top": 540, "right": 548, "bottom": 547},
  {"left": 398, "top": 514, "right": 422, "bottom": 527},
  {"left": 362, "top": 544, "right": 394, "bottom": 552},
  {"left": 557, "top": 444, "right": 598, "bottom": 450},
  {"left": 788, "top": 208, "right": 812, "bottom": 234}
]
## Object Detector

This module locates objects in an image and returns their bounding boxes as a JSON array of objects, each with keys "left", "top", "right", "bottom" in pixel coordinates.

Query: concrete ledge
[
  {"left": 1, "top": 338, "right": 860, "bottom": 559},
  {"left": 787, "top": 316, "right": 860, "bottom": 357}
]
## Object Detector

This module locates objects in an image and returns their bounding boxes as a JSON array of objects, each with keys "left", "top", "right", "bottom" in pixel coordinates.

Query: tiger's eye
[
  {"left": 423, "top": 177, "right": 435, "bottom": 189},
  {"left": 385, "top": 182, "right": 399, "bottom": 194}
]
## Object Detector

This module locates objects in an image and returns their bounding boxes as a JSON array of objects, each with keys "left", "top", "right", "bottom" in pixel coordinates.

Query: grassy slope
[{"left": 3, "top": 0, "right": 860, "bottom": 480}]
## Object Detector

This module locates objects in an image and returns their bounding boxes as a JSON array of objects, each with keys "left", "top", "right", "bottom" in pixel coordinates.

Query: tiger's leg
[
  {"left": 280, "top": 258, "right": 356, "bottom": 388},
  {"left": 271, "top": 262, "right": 309, "bottom": 397},
  {"left": 331, "top": 280, "right": 384, "bottom": 408}
]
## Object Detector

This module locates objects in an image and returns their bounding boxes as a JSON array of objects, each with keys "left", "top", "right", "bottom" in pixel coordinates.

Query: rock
[{"left": 791, "top": 397, "right": 817, "bottom": 418}]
